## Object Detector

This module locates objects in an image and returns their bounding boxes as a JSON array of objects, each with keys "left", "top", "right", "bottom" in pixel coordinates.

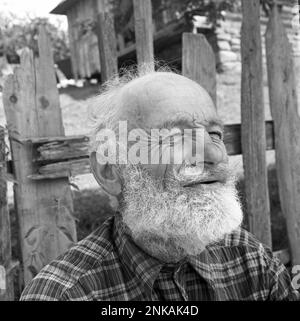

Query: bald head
[{"left": 118, "top": 72, "right": 217, "bottom": 130}]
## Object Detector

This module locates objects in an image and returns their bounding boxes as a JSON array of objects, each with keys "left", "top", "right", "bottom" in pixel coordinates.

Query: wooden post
[
  {"left": 133, "top": 0, "right": 155, "bottom": 72},
  {"left": 95, "top": 0, "right": 118, "bottom": 82},
  {"left": 3, "top": 26, "right": 77, "bottom": 285},
  {"left": 241, "top": 0, "right": 272, "bottom": 247},
  {"left": 0, "top": 126, "right": 14, "bottom": 300},
  {"left": 182, "top": 33, "right": 217, "bottom": 106},
  {"left": 266, "top": 5, "right": 300, "bottom": 265}
]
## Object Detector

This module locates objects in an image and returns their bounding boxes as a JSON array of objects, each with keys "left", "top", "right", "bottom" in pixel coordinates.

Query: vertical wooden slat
[
  {"left": 82, "top": 1, "right": 91, "bottom": 78},
  {"left": 95, "top": 0, "right": 118, "bottom": 82},
  {"left": 133, "top": 0, "right": 155, "bottom": 71},
  {"left": 74, "top": 3, "right": 85, "bottom": 78},
  {"left": 241, "top": 0, "right": 272, "bottom": 247},
  {"left": 83, "top": 37, "right": 91, "bottom": 78},
  {"left": 266, "top": 5, "right": 300, "bottom": 264},
  {"left": 3, "top": 26, "right": 77, "bottom": 285},
  {"left": 67, "top": 11, "right": 79, "bottom": 80},
  {"left": 0, "top": 126, "right": 14, "bottom": 300},
  {"left": 72, "top": 6, "right": 81, "bottom": 78},
  {"left": 78, "top": 40, "right": 86, "bottom": 78},
  {"left": 92, "top": 35, "right": 101, "bottom": 73},
  {"left": 182, "top": 33, "right": 217, "bottom": 106}
]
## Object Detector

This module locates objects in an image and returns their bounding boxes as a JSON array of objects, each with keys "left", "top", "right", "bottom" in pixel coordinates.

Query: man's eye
[{"left": 209, "top": 131, "right": 222, "bottom": 140}]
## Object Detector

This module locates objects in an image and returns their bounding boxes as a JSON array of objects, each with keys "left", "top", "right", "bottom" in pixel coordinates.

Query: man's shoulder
[
  {"left": 20, "top": 216, "right": 116, "bottom": 301},
  {"left": 205, "top": 228, "right": 300, "bottom": 300},
  {"left": 205, "top": 227, "right": 279, "bottom": 280}
]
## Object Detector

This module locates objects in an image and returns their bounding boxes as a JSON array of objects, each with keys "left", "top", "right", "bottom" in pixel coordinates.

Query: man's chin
[
  {"left": 124, "top": 205, "right": 242, "bottom": 263},
  {"left": 131, "top": 231, "right": 207, "bottom": 263}
]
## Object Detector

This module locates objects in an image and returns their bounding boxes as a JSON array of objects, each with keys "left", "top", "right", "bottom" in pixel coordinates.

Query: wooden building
[
  {"left": 51, "top": 0, "right": 297, "bottom": 80},
  {"left": 50, "top": 0, "right": 215, "bottom": 80}
]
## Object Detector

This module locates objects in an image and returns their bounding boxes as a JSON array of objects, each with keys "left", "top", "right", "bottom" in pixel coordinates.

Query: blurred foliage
[
  {"left": 151, "top": 0, "right": 241, "bottom": 24},
  {"left": 0, "top": 14, "right": 69, "bottom": 63}
]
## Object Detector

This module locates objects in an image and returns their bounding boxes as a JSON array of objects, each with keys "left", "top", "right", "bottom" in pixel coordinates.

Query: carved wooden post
[
  {"left": 182, "top": 33, "right": 217, "bottom": 106},
  {"left": 3, "top": 26, "right": 77, "bottom": 285},
  {"left": 241, "top": 0, "right": 272, "bottom": 247},
  {"left": 266, "top": 5, "right": 300, "bottom": 264}
]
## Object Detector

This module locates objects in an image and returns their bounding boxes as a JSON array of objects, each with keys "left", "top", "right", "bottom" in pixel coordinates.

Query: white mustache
[{"left": 170, "top": 163, "right": 234, "bottom": 188}]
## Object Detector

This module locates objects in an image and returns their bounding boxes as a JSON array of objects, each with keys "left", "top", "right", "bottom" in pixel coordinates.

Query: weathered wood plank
[
  {"left": 36, "top": 140, "right": 89, "bottom": 161},
  {"left": 3, "top": 26, "right": 77, "bottom": 285},
  {"left": 266, "top": 5, "right": 300, "bottom": 265},
  {"left": 241, "top": 0, "right": 272, "bottom": 247},
  {"left": 95, "top": 0, "right": 118, "bottom": 82},
  {"left": 0, "top": 126, "right": 14, "bottom": 300},
  {"left": 35, "top": 159, "right": 91, "bottom": 179},
  {"left": 133, "top": 0, "right": 155, "bottom": 71},
  {"left": 24, "top": 134, "right": 89, "bottom": 144},
  {"left": 182, "top": 33, "right": 217, "bottom": 106}
]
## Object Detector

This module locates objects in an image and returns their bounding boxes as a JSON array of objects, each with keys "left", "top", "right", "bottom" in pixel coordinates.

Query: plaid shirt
[{"left": 20, "top": 215, "right": 300, "bottom": 301}]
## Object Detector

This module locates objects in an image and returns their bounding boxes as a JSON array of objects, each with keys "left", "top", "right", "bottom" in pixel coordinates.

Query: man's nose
[
  {"left": 204, "top": 142, "right": 225, "bottom": 165},
  {"left": 184, "top": 134, "right": 227, "bottom": 166}
]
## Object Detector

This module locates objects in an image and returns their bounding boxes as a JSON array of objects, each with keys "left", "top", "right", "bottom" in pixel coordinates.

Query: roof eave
[{"left": 50, "top": 0, "right": 81, "bottom": 15}]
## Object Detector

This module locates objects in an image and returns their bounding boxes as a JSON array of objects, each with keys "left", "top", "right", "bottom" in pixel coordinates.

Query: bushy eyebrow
[
  {"left": 161, "top": 119, "right": 193, "bottom": 130},
  {"left": 206, "top": 118, "right": 224, "bottom": 131},
  {"left": 159, "top": 113, "right": 224, "bottom": 132}
]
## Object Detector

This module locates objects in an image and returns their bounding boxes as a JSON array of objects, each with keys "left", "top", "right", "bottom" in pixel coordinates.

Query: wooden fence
[{"left": 0, "top": 0, "right": 299, "bottom": 299}]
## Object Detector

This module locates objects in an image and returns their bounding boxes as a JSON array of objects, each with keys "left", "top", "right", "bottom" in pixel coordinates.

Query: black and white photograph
[{"left": 0, "top": 0, "right": 300, "bottom": 309}]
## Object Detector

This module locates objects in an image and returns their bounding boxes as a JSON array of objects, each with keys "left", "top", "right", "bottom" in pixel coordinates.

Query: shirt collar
[
  {"left": 113, "top": 214, "right": 164, "bottom": 297},
  {"left": 187, "top": 239, "right": 230, "bottom": 300}
]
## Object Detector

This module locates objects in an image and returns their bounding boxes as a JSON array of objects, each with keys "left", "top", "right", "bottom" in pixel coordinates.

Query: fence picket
[
  {"left": 241, "top": 0, "right": 272, "bottom": 247},
  {"left": 266, "top": 5, "right": 300, "bottom": 265},
  {"left": 182, "top": 33, "right": 217, "bottom": 106},
  {"left": 2, "top": 26, "right": 77, "bottom": 285},
  {"left": 95, "top": 0, "right": 118, "bottom": 82},
  {"left": 133, "top": 0, "right": 155, "bottom": 71}
]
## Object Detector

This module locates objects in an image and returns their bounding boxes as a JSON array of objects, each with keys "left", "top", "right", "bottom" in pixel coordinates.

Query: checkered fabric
[{"left": 20, "top": 215, "right": 300, "bottom": 301}]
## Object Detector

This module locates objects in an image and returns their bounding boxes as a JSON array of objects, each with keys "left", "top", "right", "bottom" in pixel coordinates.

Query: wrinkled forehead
[{"left": 120, "top": 73, "right": 218, "bottom": 129}]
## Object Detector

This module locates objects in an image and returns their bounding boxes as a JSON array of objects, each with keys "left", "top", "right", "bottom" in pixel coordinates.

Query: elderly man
[{"left": 20, "top": 70, "right": 299, "bottom": 301}]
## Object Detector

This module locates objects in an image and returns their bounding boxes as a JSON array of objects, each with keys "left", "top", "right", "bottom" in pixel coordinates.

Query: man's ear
[{"left": 90, "top": 151, "right": 122, "bottom": 197}]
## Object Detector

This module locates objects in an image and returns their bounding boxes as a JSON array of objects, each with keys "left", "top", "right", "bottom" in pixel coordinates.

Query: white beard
[{"left": 120, "top": 165, "right": 243, "bottom": 263}]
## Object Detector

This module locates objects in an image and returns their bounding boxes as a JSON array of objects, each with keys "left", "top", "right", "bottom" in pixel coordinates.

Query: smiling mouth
[{"left": 183, "top": 180, "right": 219, "bottom": 187}]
